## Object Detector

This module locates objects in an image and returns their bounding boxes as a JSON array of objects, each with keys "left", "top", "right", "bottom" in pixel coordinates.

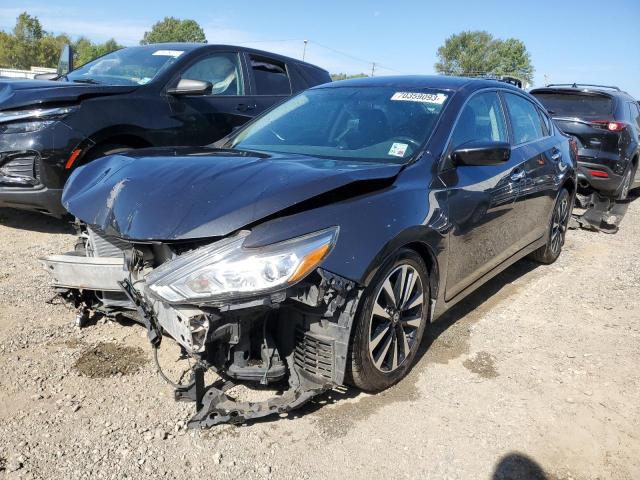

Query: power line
[{"left": 234, "top": 37, "right": 404, "bottom": 75}]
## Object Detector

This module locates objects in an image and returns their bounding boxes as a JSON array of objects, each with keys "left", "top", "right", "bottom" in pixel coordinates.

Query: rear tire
[
  {"left": 348, "top": 249, "right": 430, "bottom": 392},
  {"left": 529, "top": 188, "right": 572, "bottom": 265}
]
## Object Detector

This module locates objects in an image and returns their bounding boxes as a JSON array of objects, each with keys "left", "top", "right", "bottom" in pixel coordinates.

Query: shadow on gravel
[
  {"left": 492, "top": 452, "right": 549, "bottom": 480},
  {"left": 278, "top": 259, "right": 542, "bottom": 434},
  {"left": 0, "top": 207, "right": 73, "bottom": 234},
  {"left": 416, "top": 258, "right": 540, "bottom": 366}
]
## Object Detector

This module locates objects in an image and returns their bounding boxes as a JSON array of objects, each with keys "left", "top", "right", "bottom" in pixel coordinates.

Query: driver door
[
  {"left": 442, "top": 90, "right": 524, "bottom": 300},
  {"left": 166, "top": 51, "right": 254, "bottom": 146}
]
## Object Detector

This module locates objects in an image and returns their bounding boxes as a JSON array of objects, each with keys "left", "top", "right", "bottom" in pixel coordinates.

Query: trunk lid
[{"left": 531, "top": 90, "right": 619, "bottom": 154}]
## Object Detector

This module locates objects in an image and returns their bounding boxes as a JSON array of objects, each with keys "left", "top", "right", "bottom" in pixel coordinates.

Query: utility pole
[
  {"left": 302, "top": 40, "right": 308, "bottom": 61},
  {"left": 371, "top": 62, "right": 376, "bottom": 77},
  {"left": 544, "top": 73, "right": 549, "bottom": 86}
]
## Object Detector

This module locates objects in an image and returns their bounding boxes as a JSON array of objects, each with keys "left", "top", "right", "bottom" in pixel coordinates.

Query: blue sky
[{"left": 1, "top": 0, "right": 638, "bottom": 97}]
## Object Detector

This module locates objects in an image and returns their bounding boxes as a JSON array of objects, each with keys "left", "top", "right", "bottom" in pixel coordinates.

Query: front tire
[
  {"left": 348, "top": 249, "right": 430, "bottom": 392},
  {"left": 529, "top": 188, "right": 572, "bottom": 265}
]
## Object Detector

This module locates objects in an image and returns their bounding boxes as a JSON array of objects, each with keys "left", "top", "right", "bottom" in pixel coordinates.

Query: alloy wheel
[
  {"left": 368, "top": 264, "right": 425, "bottom": 373},
  {"left": 550, "top": 195, "right": 570, "bottom": 255}
]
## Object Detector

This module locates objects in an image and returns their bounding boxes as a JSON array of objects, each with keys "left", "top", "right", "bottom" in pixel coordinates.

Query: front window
[
  {"left": 230, "top": 87, "right": 450, "bottom": 163},
  {"left": 67, "top": 46, "right": 185, "bottom": 86},
  {"left": 181, "top": 53, "right": 243, "bottom": 95}
]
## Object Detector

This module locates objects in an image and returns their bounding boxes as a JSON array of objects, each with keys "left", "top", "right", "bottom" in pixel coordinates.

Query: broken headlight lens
[{"left": 146, "top": 227, "right": 339, "bottom": 303}]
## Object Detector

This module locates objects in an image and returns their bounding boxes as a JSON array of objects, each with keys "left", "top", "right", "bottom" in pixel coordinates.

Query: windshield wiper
[{"left": 72, "top": 78, "right": 102, "bottom": 85}]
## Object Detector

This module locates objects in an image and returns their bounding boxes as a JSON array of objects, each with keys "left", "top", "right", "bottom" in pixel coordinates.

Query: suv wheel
[
  {"left": 529, "top": 188, "right": 572, "bottom": 264},
  {"left": 348, "top": 249, "right": 429, "bottom": 392}
]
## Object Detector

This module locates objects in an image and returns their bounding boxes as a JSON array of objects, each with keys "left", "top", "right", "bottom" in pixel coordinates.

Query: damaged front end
[{"left": 42, "top": 225, "right": 363, "bottom": 428}]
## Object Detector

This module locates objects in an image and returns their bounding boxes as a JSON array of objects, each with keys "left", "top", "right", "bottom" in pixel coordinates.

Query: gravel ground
[{"left": 0, "top": 195, "right": 639, "bottom": 480}]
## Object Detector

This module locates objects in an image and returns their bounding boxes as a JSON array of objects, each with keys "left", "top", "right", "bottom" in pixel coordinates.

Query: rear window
[
  {"left": 532, "top": 92, "right": 613, "bottom": 119},
  {"left": 250, "top": 55, "right": 291, "bottom": 95}
]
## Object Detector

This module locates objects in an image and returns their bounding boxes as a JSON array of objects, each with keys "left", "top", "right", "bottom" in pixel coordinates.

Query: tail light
[{"left": 591, "top": 121, "right": 627, "bottom": 132}]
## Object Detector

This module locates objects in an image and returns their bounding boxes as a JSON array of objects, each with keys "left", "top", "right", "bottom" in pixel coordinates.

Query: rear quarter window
[
  {"left": 532, "top": 92, "right": 613, "bottom": 119},
  {"left": 250, "top": 55, "right": 291, "bottom": 96}
]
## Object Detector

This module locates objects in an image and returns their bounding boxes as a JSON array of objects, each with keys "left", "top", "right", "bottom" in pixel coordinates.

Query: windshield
[
  {"left": 66, "top": 47, "right": 185, "bottom": 86},
  {"left": 532, "top": 92, "right": 614, "bottom": 119},
  {"left": 230, "top": 86, "right": 450, "bottom": 163}
]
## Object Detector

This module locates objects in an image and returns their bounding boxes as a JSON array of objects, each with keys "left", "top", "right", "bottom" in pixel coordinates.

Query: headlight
[
  {"left": 0, "top": 120, "right": 55, "bottom": 134},
  {"left": 0, "top": 106, "right": 77, "bottom": 125},
  {"left": 146, "top": 227, "right": 339, "bottom": 303}
]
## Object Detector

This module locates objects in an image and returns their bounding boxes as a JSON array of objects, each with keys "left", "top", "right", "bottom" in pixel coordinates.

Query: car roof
[
  {"left": 127, "top": 43, "right": 329, "bottom": 73},
  {"left": 530, "top": 85, "right": 633, "bottom": 100},
  {"left": 315, "top": 75, "right": 524, "bottom": 93}
]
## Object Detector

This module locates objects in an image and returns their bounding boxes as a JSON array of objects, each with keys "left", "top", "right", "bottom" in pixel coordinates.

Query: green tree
[
  {"left": 0, "top": 12, "right": 123, "bottom": 70},
  {"left": 492, "top": 38, "right": 533, "bottom": 84},
  {"left": 8, "top": 12, "right": 44, "bottom": 69},
  {"left": 38, "top": 33, "right": 72, "bottom": 68},
  {"left": 435, "top": 30, "right": 534, "bottom": 85},
  {"left": 330, "top": 73, "right": 368, "bottom": 81},
  {"left": 140, "top": 17, "right": 206, "bottom": 45},
  {"left": 0, "top": 31, "right": 14, "bottom": 68},
  {"left": 73, "top": 37, "right": 122, "bottom": 67}
]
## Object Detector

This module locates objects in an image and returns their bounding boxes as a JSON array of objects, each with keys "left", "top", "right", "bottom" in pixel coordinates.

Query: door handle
[
  {"left": 237, "top": 103, "right": 256, "bottom": 112},
  {"left": 510, "top": 169, "right": 526, "bottom": 181}
]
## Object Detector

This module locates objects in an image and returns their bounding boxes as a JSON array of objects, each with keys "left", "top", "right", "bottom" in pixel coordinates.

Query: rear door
[
  {"left": 502, "top": 92, "right": 560, "bottom": 246},
  {"left": 166, "top": 51, "right": 252, "bottom": 145},
  {"left": 443, "top": 90, "right": 522, "bottom": 300},
  {"left": 243, "top": 54, "right": 294, "bottom": 115}
]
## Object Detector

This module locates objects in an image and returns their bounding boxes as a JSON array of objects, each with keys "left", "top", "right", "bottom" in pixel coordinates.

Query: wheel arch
[{"left": 360, "top": 228, "right": 443, "bottom": 319}]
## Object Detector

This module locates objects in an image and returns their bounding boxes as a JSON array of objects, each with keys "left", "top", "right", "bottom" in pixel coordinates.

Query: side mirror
[
  {"left": 167, "top": 79, "right": 212, "bottom": 96},
  {"left": 34, "top": 72, "right": 59, "bottom": 81},
  {"left": 57, "top": 44, "right": 74, "bottom": 77},
  {"left": 451, "top": 140, "right": 511, "bottom": 166}
]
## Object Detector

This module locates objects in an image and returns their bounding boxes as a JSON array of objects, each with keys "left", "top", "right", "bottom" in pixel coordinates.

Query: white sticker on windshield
[
  {"left": 152, "top": 50, "right": 184, "bottom": 57},
  {"left": 388, "top": 142, "right": 408, "bottom": 157},
  {"left": 391, "top": 92, "right": 447, "bottom": 104}
]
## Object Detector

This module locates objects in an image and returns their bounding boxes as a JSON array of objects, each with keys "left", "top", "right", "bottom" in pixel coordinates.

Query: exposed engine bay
[{"left": 41, "top": 223, "right": 363, "bottom": 428}]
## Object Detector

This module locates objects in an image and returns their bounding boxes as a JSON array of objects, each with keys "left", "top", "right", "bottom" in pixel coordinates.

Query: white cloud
[
  {"left": 0, "top": 6, "right": 148, "bottom": 44},
  {"left": 0, "top": 6, "right": 389, "bottom": 74}
]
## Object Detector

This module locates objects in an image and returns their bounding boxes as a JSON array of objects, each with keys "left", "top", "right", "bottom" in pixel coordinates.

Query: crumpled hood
[
  {"left": 62, "top": 147, "right": 402, "bottom": 240},
  {"left": 0, "top": 78, "right": 137, "bottom": 110}
]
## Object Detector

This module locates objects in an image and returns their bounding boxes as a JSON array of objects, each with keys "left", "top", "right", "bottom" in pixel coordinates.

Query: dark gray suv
[{"left": 531, "top": 84, "right": 640, "bottom": 200}]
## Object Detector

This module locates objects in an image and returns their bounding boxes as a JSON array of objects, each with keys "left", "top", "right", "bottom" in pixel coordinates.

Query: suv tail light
[{"left": 591, "top": 121, "right": 627, "bottom": 132}]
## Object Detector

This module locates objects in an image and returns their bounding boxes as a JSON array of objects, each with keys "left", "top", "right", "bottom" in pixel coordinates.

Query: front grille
[
  {"left": 87, "top": 227, "right": 130, "bottom": 258},
  {"left": 294, "top": 327, "right": 334, "bottom": 381}
]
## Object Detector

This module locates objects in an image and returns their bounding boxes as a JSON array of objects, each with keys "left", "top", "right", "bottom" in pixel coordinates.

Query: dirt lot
[{"left": 0, "top": 197, "right": 639, "bottom": 480}]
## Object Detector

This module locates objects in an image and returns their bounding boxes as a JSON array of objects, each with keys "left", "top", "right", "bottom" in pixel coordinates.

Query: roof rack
[{"left": 545, "top": 83, "right": 621, "bottom": 91}]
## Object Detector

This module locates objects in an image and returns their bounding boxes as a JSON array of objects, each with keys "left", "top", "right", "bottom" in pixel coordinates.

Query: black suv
[
  {"left": 531, "top": 84, "right": 640, "bottom": 199},
  {"left": 0, "top": 44, "right": 330, "bottom": 216}
]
